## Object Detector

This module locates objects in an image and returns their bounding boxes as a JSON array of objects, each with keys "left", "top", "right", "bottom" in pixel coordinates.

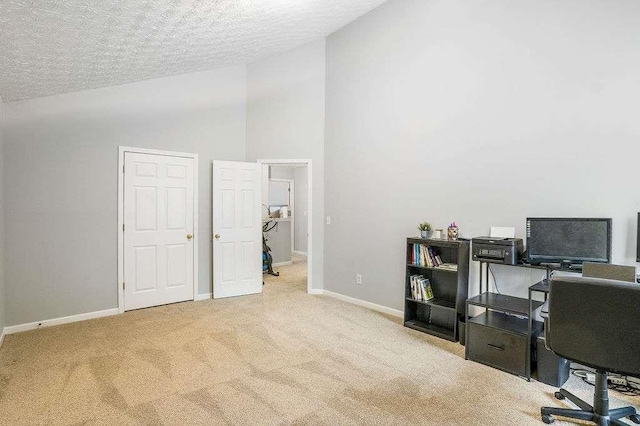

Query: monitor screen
[
  {"left": 637, "top": 213, "right": 640, "bottom": 263},
  {"left": 526, "top": 218, "right": 611, "bottom": 265}
]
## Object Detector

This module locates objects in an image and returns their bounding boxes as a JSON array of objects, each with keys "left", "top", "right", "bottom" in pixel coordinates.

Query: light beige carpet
[{"left": 0, "top": 256, "right": 638, "bottom": 425}]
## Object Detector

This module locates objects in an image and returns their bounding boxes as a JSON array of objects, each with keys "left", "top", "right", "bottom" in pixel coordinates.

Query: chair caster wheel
[
  {"left": 554, "top": 391, "right": 565, "bottom": 400},
  {"left": 542, "top": 414, "right": 554, "bottom": 424},
  {"left": 629, "top": 414, "right": 640, "bottom": 424}
]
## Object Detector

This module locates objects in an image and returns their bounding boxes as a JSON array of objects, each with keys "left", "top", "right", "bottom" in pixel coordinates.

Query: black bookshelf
[{"left": 404, "top": 238, "right": 470, "bottom": 342}]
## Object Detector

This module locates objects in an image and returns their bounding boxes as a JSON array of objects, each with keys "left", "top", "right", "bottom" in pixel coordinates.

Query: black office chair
[{"left": 541, "top": 276, "right": 640, "bottom": 425}]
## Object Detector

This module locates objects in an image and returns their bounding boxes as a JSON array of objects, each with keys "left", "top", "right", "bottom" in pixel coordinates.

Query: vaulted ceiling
[{"left": 0, "top": 0, "right": 388, "bottom": 102}]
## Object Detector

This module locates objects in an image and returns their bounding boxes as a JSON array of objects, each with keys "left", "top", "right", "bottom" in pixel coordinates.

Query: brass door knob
[
  {"left": 214, "top": 234, "right": 220, "bottom": 240},
  {"left": 187, "top": 234, "right": 193, "bottom": 240}
]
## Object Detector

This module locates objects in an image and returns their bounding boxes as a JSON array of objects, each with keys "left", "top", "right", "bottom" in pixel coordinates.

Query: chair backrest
[
  {"left": 547, "top": 276, "right": 640, "bottom": 376},
  {"left": 582, "top": 262, "right": 636, "bottom": 283}
]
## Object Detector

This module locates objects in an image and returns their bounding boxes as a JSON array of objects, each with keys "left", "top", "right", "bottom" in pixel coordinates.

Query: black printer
[{"left": 472, "top": 237, "right": 523, "bottom": 265}]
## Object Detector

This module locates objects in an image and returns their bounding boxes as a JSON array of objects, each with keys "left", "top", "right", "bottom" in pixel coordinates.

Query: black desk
[
  {"left": 477, "top": 261, "right": 556, "bottom": 294},
  {"left": 465, "top": 291, "right": 544, "bottom": 380},
  {"left": 529, "top": 280, "right": 550, "bottom": 317},
  {"left": 466, "top": 261, "right": 578, "bottom": 381}
]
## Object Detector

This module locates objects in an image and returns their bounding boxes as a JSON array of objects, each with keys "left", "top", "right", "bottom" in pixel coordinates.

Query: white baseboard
[
  {"left": 194, "top": 293, "right": 212, "bottom": 301},
  {"left": 293, "top": 250, "right": 308, "bottom": 256},
  {"left": 4, "top": 308, "right": 120, "bottom": 335},
  {"left": 272, "top": 261, "right": 293, "bottom": 267},
  {"left": 0, "top": 291, "right": 401, "bottom": 339},
  {"left": 321, "top": 290, "right": 403, "bottom": 318}
]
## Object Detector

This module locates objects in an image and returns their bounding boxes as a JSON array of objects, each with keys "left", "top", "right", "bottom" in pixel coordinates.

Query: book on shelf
[
  {"left": 409, "top": 274, "right": 434, "bottom": 301},
  {"left": 439, "top": 263, "right": 458, "bottom": 271},
  {"left": 425, "top": 281, "right": 434, "bottom": 300},
  {"left": 421, "top": 245, "right": 432, "bottom": 267},
  {"left": 411, "top": 243, "right": 445, "bottom": 269},
  {"left": 429, "top": 246, "right": 441, "bottom": 267},
  {"left": 412, "top": 244, "right": 418, "bottom": 266},
  {"left": 410, "top": 275, "right": 419, "bottom": 299}
]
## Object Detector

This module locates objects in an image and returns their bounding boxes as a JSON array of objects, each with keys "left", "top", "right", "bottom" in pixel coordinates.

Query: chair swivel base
[{"left": 541, "top": 388, "right": 640, "bottom": 425}]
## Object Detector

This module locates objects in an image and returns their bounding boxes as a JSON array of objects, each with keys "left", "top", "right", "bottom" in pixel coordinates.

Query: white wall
[
  {"left": 3, "top": 66, "right": 247, "bottom": 326},
  {"left": 0, "top": 96, "right": 5, "bottom": 334},
  {"left": 247, "top": 40, "right": 326, "bottom": 290},
  {"left": 325, "top": 0, "right": 640, "bottom": 310},
  {"left": 270, "top": 166, "right": 294, "bottom": 180}
]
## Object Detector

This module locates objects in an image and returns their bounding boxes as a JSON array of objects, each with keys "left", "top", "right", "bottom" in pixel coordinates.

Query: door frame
[
  {"left": 257, "top": 159, "right": 313, "bottom": 294},
  {"left": 117, "top": 146, "right": 199, "bottom": 314}
]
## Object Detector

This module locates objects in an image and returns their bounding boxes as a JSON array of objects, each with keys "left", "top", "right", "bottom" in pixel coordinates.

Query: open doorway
[{"left": 257, "top": 159, "right": 312, "bottom": 294}]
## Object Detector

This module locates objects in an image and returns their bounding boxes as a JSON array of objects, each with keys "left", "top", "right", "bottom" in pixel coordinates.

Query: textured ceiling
[{"left": 0, "top": 0, "right": 388, "bottom": 102}]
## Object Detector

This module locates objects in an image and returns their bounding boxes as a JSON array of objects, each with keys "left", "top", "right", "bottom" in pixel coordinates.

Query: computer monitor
[
  {"left": 526, "top": 218, "right": 612, "bottom": 265},
  {"left": 637, "top": 213, "right": 640, "bottom": 263}
]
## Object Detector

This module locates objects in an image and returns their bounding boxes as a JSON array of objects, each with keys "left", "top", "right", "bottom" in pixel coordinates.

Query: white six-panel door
[
  {"left": 212, "top": 161, "right": 262, "bottom": 299},
  {"left": 124, "top": 152, "right": 195, "bottom": 310}
]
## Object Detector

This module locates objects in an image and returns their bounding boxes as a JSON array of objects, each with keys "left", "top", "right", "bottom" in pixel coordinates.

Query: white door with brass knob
[
  {"left": 123, "top": 152, "right": 195, "bottom": 310},
  {"left": 212, "top": 160, "right": 262, "bottom": 299}
]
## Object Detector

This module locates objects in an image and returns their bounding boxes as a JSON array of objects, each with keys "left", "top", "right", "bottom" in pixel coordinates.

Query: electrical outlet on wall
[
  {"left": 326, "top": 216, "right": 332, "bottom": 225},
  {"left": 356, "top": 274, "right": 362, "bottom": 285}
]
